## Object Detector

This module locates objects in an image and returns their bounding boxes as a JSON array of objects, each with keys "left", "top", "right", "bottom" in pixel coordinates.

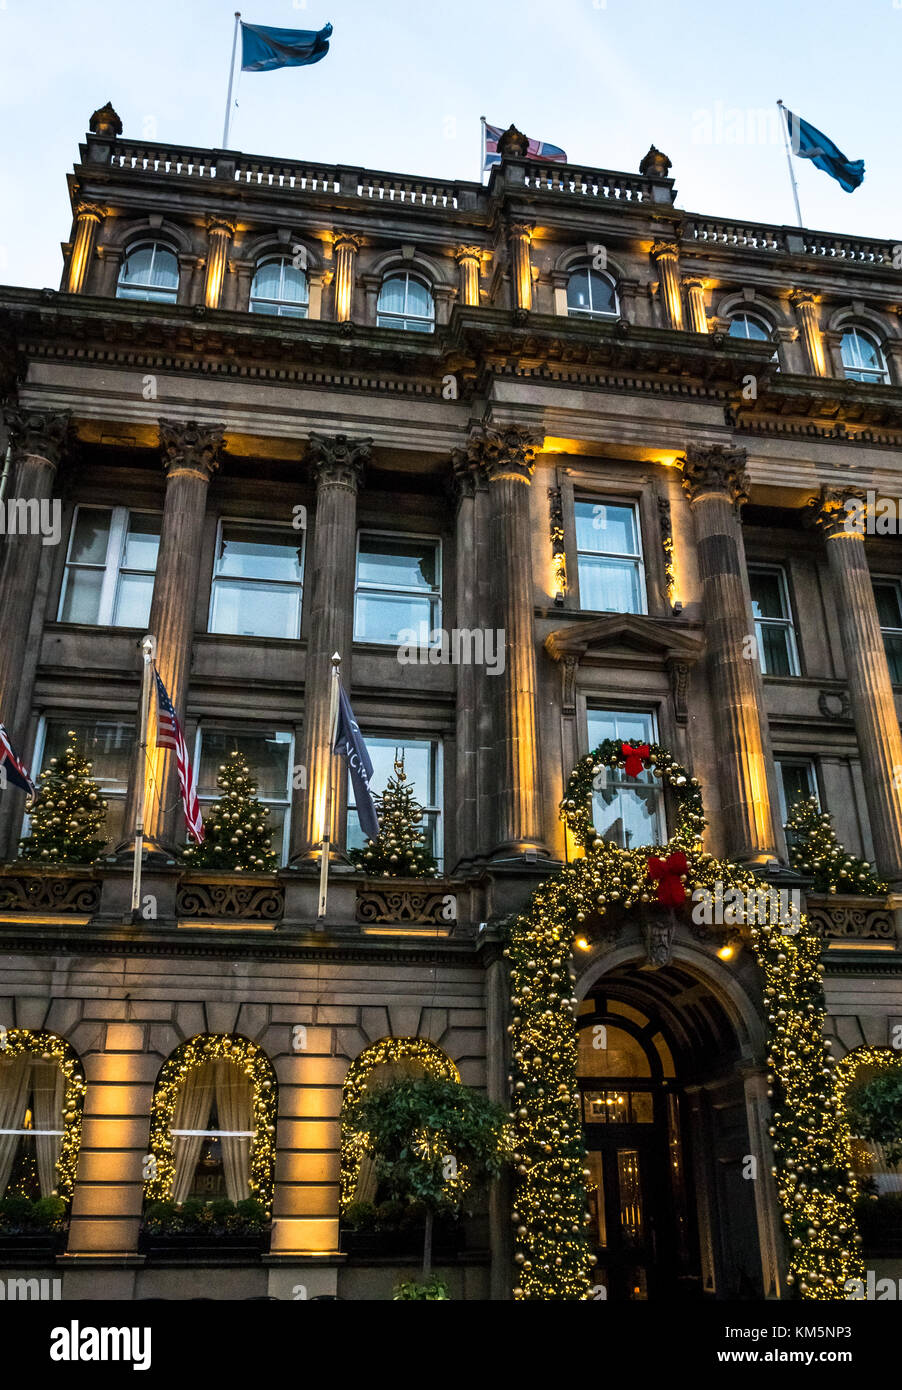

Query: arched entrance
[{"left": 576, "top": 945, "right": 772, "bottom": 1301}]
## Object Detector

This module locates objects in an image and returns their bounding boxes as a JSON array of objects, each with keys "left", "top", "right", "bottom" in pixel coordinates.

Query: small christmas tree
[
  {"left": 19, "top": 731, "right": 108, "bottom": 865},
  {"left": 785, "top": 796, "right": 887, "bottom": 895},
  {"left": 181, "top": 749, "right": 278, "bottom": 872},
  {"left": 349, "top": 755, "right": 438, "bottom": 878}
]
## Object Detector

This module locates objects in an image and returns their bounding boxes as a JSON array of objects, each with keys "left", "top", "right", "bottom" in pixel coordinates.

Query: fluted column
[
  {"left": 791, "top": 292, "right": 827, "bottom": 376},
  {"left": 652, "top": 241, "right": 684, "bottom": 330},
  {"left": 0, "top": 410, "right": 69, "bottom": 730},
  {"left": 450, "top": 452, "right": 488, "bottom": 867},
  {"left": 332, "top": 234, "right": 361, "bottom": 322},
  {"left": 295, "top": 434, "right": 371, "bottom": 859},
  {"left": 681, "top": 445, "right": 778, "bottom": 864},
  {"left": 509, "top": 225, "right": 533, "bottom": 312},
  {"left": 468, "top": 425, "right": 546, "bottom": 856},
  {"left": 809, "top": 488, "right": 902, "bottom": 883},
  {"left": 204, "top": 219, "right": 235, "bottom": 309},
  {"left": 683, "top": 277, "right": 708, "bottom": 334},
  {"left": 66, "top": 205, "right": 103, "bottom": 294},
  {"left": 125, "top": 420, "right": 224, "bottom": 847},
  {"left": 455, "top": 246, "right": 481, "bottom": 308}
]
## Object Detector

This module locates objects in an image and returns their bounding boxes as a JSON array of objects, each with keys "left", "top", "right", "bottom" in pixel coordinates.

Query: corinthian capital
[
  {"left": 306, "top": 433, "right": 372, "bottom": 491},
  {"left": 679, "top": 444, "right": 750, "bottom": 509},
  {"left": 466, "top": 424, "right": 542, "bottom": 485},
  {"left": 804, "top": 484, "right": 868, "bottom": 540},
  {"left": 6, "top": 408, "right": 71, "bottom": 469},
  {"left": 158, "top": 419, "right": 225, "bottom": 481}
]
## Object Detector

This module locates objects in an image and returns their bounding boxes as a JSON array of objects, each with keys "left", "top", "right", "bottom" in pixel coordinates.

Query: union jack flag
[
  {"left": 483, "top": 121, "right": 567, "bottom": 171},
  {"left": 153, "top": 669, "right": 204, "bottom": 844},
  {"left": 0, "top": 723, "right": 35, "bottom": 796}
]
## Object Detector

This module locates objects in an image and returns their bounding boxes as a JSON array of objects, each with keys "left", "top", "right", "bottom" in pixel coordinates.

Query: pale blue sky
[{"left": 0, "top": 0, "right": 898, "bottom": 289}]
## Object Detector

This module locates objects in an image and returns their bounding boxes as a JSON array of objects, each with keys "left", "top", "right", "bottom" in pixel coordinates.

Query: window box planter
[
  {"left": 140, "top": 1199, "right": 271, "bottom": 1259},
  {"left": 0, "top": 1229, "right": 68, "bottom": 1264},
  {"left": 138, "top": 1229, "right": 270, "bottom": 1261},
  {"left": 0, "top": 1198, "right": 70, "bottom": 1262},
  {"left": 339, "top": 1224, "right": 464, "bottom": 1259}
]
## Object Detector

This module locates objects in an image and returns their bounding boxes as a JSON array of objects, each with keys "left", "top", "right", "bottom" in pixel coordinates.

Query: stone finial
[
  {"left": 639, "top": 144, "right": 672, "bottom": 178},
  {"left": 497, "top": 124, "right": 529, "bottom": 159},
  {"left": 89, "top": 102, "right": 123, "bottom": 138},
  {"left": 679, "top": 444, "right": 750, "bottom": 509}
]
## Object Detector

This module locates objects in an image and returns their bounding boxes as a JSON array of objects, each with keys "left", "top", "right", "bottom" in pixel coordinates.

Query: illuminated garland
[
  {"left": 144, "top": 1035, "right": 277, "bottom": 1210},
  {"left": 0, "top": 1030, "right": 85, "bottom": 1204},
  {"left": 340, "top": 1037, "right": 459, "bottom": 1211},
  {"left": 505, "top": 739, "right": 863, "bottom": 1300}
]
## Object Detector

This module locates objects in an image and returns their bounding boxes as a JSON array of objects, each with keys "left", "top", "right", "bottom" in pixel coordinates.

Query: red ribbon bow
[
  {"left": 647, "top": 851, "right": 688, "bottom": 906},
  {"left": 621, "top": 742, "right": 650, "bottom": 778}
]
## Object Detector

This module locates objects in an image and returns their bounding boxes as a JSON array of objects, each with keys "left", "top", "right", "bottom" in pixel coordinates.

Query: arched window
[
  {"left": 0, "top": 1031, "right": 86, "bottom": 1207},
  {"left": 376, "top": 273, "right": 434, "bottom": 332},
  {"left": 728, "top": 310, "right": 780, "bottom": 368},
  {"left": 116, "top": 242, "right": 179, "bottom": 304},
  {"left": 841, "top": 326, "right": 889, "bottom": 384},
  {"left": 567, "top": 267, "right": 619, "bottom": 319},
  {"left": 249, "top": 255, "right": 309, "bottom": 318}
]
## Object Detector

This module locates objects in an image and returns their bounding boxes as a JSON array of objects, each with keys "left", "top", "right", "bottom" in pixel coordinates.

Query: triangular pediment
[{"left": 545, "top": 613, "right": 703, "bottom": 665}]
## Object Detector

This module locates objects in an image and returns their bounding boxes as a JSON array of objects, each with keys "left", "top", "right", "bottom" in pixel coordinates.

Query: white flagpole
[
  {"left": 777, "top": 99, "right": 804, "bottom": 229},
  {"left": 131, "top": 634, "right": 156, "bottom": 916},
  {"left": 317, "top": 652, "right": 342, "bottom": 920},
  {"left": 222, "top": 11, "right": 242, "bottom": 148},
  {"left": 479, "top": 116, "right": 486, "bottom": 183}
]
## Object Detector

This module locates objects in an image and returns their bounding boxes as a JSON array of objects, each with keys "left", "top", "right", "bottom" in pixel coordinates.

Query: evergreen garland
[
  {"left": 785, "top": 797, "right": 886, "bottom": 895},
  {"left": 349, "top": 756, "right": 437, "bottom": 878},
  {"left": 19, "top": 731, "right": 107, "bottom": 864},
  {"left": 181, "top": 750, "right": 278, "bottom": 872}
]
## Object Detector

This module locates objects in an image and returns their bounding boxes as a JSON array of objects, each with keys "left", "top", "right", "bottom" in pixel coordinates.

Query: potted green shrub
[
  {"left": 139, "top": 1197, "right": 270, "bottom": 1259},
  {"left": 0, "top": 1194, "right": 68, "bottom": 1262}
]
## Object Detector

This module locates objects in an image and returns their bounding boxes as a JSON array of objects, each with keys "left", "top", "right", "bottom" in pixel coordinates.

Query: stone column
[
  {"left": 204, "top": 219, "right": 235, "bottom": 309},
  {"left": 450, "top": 451, "right": 486, "bottom": 868},
  {"left": 0, "top": 409, "right": 69, "bottom": 732},
  {"left": 66, "top": 205, "right": 104, "bottom": 294},
  {"left": 680, "top": 445, "right": 779, "bottom": 864},
  {"left": 741, "top": 1065, "right": 785, "bottom": 1299},
  {"left": 455, "top": 246, "right": 481, "bottom": 307},
  {"left": 683, "top": 277, "right": 708, "bottom": 334},
  {"left": 332, "top": 234, "right": 361, "bottom": 323},
  {"left": 468, "top": 425, "right": 546, "bottom": 856},
  {"left": 791, "top": 292, "right": 827, "bottom": 376},
  {"left": 809, "top": 487, "right": 902, "bottom": 884},
  {"left": 651, "top": 242, "right": 684, "bottom": 330},
  {"left": 124, "top": 420, "right": 224, "bottom": 847},
  {"left": 508, "top": 224, "right": 533, "bottom": 311},
  {"left": 294, "top": 434, "right": 371, "bottom": 860}
]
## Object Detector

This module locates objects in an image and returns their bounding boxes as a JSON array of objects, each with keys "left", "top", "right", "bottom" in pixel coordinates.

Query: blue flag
[
  {"left": 782, "top": 107, "right": 864, "bottom": 193},
  {"left": 241, "top": 20, "right": 333, "bottom": 72},
  {"left": 333, "top": 682, "right": 380, "bottom": 842}
]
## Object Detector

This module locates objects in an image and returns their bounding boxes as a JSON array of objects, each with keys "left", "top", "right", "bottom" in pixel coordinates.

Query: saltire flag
[
  {"left": 782, "top": 107, "right": 864, "bottom": 193},
  {"left": 153, "top": 670, "right": 204, "bottom": 844},
  {"left": 240, "top": 20, "right": 333, "bottom": 72},
  {"left": 0, "top": 724, "right": 35, "bottom": 796},
  {"left": 483, "top": 121, "right": 567, "bottom": 171},
  {"left": 333, "top": 682, "right": 380, "bottom": 842}
]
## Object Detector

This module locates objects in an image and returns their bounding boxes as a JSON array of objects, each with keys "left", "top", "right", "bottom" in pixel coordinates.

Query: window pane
[
  {"left": 377, "top": 276, "right": 407, "bottom": 315},
  {"left": 574, "top": 501, "right": 638, "bottom": 556},
  {"left": 122, "top": 514, "right": 161, "bottom": 571},
  {"left": 729, "top": 313, "right": 768, "bottom": 341},
  {"left": 587, "top": 710, "right": 655, "bottom": 749},
  {"left": 113, "top": 573, "right": 155, "bottom": 629},
  {"left": 252, "top": 260, "right": 283, "bottom": 299},
  {"left": 210, "top": 580, "right": 300, "bottom": 639},
  {"left": 59, "top": 568, "right": 104, "bottom": 624},
  {"left": 567, "top": 269, "right": 591, "bottom": 311},
  {"left": 347, "top": 737, "right": 438, "bottom": 861},
  {"left": 760, "top": 624, "right": 792, "bottom": 676},
  {"left": 578, "top": 555, "right": 642, "bottom": 613},
  {"left": 69, "top": 509, "right": 111, "bottom": 565},
  {"left": 40, "top": 718, "right": 133, "bottom": 849},
  {"left": 780, "top": 762, "right": 814, "bottom": 814},
  {"left": 885, "top": 634, "right": 902, "bottom": 684},
  {"left": 749, "top": 571, "right": 785, "bottom": 619},
  {"left": 405, "top": 278, "right": 431, "bottom": 316},
  {"left": 592, "top": 783, "right": 661, "bottom": 848},
  {"left": 217, "top": 525, "right": 303, "bottom": 583},
  {"left": 357, "top": 537, "right": 436, "bottom": 589},
  {"left": 579, "top": 1026, "right": 651, "bottom": 1078},
  {"left": 587, "top": 271, "right": 615, "bottom": 313},
  {"left": 197, "top": 729, "right": 291, "bottom": 801},
  {"left": 355, "top": 592, "right": 434, "bottom": 644},
  {"left": 873, "top": 582, "right": 902, "bottom": 630}
]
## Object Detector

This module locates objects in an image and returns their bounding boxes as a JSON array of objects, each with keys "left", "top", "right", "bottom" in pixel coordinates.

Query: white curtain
[
  {"left": 0, "top": 1056, "right": 33, "bottom": 1196},
  {"left": 171, "top": 1062, "right": 216, "bottom": 1204},
  {"left": 32, "top": 1062, "right": 64, "bottom": 1197},
  {"left": 354, "top": 1058, "right": 427, "bottom": 1203},
  {"left": 215, "top": 1061, "right": 253, "bottom": 1203}
]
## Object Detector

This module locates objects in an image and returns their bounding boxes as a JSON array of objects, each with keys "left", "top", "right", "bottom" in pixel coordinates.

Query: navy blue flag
[
  {"left": 782, "top": 107, "right": 864, "bottom": 193},
  {"left": 333, "top": 682, "right": 380, "bottom": 842},
  {"left": 0, "top": 724, "right": 35, "bottom": 796},
  {"left": 241, "top": 20, "right": 333, "bottom": 72}
]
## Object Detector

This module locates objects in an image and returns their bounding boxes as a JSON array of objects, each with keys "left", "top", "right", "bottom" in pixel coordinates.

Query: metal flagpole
[
  {"left": 479, "top": 116, "right": 486, "bottom": 184},
  {"left": 777, "top": 99, "right": 804, "bottom": 229},
  {"left": 222, "top": 11, "right": 242, "bottom": 148},
  {"left": 317, "top": 652, "right": 342, "bottom": 920},
  {"left": 131, "top": 633, "right": 156, "bottom": 916}
]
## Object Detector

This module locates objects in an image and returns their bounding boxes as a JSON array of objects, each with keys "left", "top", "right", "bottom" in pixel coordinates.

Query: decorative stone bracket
[
  {"left": 806, "top": 893, "right": 901, "bottom": 946},
  {"left": 355, "top": 883, "right": 458, "bottom": 926},
  {"left": 176, "top": 874, "right": 284, "bottom": 922},
  {"left": 0, "top": 867, "right": 100, "bottom": 916}
]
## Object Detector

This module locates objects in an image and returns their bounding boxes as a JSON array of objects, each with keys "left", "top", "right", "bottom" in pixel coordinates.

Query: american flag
[
  {"left": 153, "top": 669, "right": 204, "bottom": 844},
  {"left": 483, "top": 121, "right": 567, "bottom": 171},
  {"left": 0, "top": 723, "right": 35, "bottom": 796}
]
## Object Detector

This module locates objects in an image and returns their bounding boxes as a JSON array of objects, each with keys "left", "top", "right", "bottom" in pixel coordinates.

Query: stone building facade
[{"left": 0, "top": 107, "right": 900, "bottom": 1300}]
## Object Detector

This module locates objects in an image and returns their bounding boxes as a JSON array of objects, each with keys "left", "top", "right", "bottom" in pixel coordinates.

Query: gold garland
[
  {"left": 143, "top": 1034, "right": 277, "bottom": 1210},
  {"left": 340, "top": 1037, "right": 459, "bottom": 1210},
  {"left": 0, "top": 1030, "right": 86, "bottom": 1203}
]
